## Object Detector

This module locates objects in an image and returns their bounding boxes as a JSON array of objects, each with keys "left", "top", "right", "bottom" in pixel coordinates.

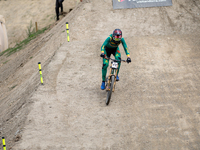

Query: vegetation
[
  {"left": 9, "top": 84, "right": 17, "bottom": 90},
  {"left": 3, "top": 60, "right": 10, "bottom": 64},
  {"left": 26, "top": 20, "right": 34, "bottom": 37},
  {"left": 0, "top": 24, "right": 50, "bottom": 57}
]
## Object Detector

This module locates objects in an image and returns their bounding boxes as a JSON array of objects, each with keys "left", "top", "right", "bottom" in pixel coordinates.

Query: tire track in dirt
[
  {"left": 179, "top": 4, "right": 200, "bottom": 23},
  {"left": 158, "top": 7, "right": 176, "bottom": 33},
  {"left": 191, "top": 0, "right": 200, "bottom": 10},
  {"left": 179, "top": 0, "right": 200, "bottom": 22}
]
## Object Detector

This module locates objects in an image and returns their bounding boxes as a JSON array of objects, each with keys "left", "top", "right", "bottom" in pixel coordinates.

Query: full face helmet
[{"left": 112, "top": 29, "right": 122, "bottom": 43}]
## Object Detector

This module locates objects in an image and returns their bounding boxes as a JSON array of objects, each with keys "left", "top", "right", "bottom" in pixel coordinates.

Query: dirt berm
[{"left": 0, "top": 0, "right": 200, "bottom": 149}]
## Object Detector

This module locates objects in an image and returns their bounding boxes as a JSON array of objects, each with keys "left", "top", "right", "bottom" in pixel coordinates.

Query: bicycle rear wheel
[{"left": 106, "top": 75, "right": 115, "bottom": 105}]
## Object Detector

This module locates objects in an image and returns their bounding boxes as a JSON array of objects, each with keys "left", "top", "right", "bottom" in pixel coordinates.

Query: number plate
[{"left": 112, "top": 62, "right": 118, "bottom": 69}]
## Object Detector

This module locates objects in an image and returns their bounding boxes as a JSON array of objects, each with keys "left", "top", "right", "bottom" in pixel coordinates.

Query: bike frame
[
  {"left": 105, "top": 57, "right": 126, "bottom": 92},
  {"left": 106, "top": 63, "right": 118, "bottom": 92},
  {"left": 103, "top": 57, "right": 127, "bottom": 105}
]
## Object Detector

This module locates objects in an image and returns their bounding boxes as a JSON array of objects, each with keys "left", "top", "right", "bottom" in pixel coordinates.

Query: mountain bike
[{"left": 105, "top": 57, "right": 127, "bottom": 105}]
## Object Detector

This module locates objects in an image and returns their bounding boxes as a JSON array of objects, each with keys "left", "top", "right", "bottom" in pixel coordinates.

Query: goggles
[{"left": 114, "top": 35, "right": 122, "bottom": 41}]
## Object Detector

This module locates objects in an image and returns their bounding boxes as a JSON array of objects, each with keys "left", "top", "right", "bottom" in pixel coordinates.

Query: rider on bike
[{"left": 100, "top": 29, "right": 131, "bottom": 90}]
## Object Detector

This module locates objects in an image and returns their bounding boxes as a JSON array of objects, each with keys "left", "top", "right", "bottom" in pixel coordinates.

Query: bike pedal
[{"left": 106, "top": 87, "right": 110, "bottom": 91}]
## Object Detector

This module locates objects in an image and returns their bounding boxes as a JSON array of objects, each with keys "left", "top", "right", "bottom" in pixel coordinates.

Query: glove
[
  {"left": 127, "top": 57, "right": 131, "bottom": 63},
  {"left": 100, "top": 53, "right": 105, "bottom": 58}
]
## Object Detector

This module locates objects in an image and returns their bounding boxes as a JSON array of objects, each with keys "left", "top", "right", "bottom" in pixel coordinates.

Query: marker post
[
  {"left": 2, "top": 137, "right": 6, "bottom": 150},
  {"left": 66, "top": 22, "right": 70, "bottom": 42},
  {"left": 38, "top": 62, "right": 44, "bottom": 85}
]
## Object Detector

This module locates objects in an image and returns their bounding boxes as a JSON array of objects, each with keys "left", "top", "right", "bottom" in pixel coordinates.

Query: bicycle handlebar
[{"left": 105, "top": 57, "right": 127, "bottom": 63}]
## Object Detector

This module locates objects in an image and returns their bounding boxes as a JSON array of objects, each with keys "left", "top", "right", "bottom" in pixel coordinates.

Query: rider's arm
[
  {"left": 121, "top": 38, "right": 130, "bottom": 57},
  {"left": 101, "top": 35, "right": 112, "bottom": 53}
]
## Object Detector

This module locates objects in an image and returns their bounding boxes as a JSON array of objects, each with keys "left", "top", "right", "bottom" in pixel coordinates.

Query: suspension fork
[
  {"left": 112, "top": 69, "right": 118, "bottom": 92},
  {"left": 106, "top": 68, "right": 118, "bottom": 92},
  {"left": 106, "top": 67, "right": 113, "bottom": 91}
]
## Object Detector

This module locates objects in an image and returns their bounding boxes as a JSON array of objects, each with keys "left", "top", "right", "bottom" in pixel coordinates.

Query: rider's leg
[
  {"left": 115, "top": 47, "right": 121, "bottom": 80},
  {"left": 101, "top": 60, "right": 108, "bottom": 90},
  {"left": 102, "top": 48, "right": 112, "bottom": 82},
  {"left": 102, "top": 57, "right": 109, "bottom": 82},
  {"left": 101, "top": 50, "right": 109, "bottom": 90}
]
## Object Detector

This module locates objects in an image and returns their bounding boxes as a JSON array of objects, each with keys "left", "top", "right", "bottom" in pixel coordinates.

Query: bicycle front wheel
[{"left": 106, "top": 75, "right": 115, "bottom": 105}]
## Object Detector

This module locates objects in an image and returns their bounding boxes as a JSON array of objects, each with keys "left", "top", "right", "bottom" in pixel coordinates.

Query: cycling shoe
[
  {"left": 101, "top": 81, "right": 105, "bottom": 90},
  {"left": 116, "top": 75, "right": 119, "bottom": 81}
]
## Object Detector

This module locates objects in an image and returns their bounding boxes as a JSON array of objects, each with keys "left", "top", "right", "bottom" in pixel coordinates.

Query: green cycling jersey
[{"left": 101, "top": 34, "right": 130, "bottom": 57}]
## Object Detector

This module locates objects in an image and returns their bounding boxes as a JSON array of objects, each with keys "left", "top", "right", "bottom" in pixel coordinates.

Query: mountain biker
[{"left": 100, "top": 29, "right": 131, "bottom": 90}]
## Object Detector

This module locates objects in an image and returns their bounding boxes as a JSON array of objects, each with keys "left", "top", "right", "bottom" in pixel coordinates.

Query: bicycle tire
[{"left": 106, "top": 75, "right": 115, "bottom": 105}]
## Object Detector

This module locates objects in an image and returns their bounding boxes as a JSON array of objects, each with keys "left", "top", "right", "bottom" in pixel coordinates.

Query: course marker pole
[
  {"left": 38, "top": 62, "right": 44, "bottom": 85},
  {"left": 2, "top": 137, "right": 6, "bottom": 150},
  {"left": 66, "top": 22, "right": 70, "bottom": 42},
  {"left": 35, "top": 22, "right": 38, "bottom": 32}
]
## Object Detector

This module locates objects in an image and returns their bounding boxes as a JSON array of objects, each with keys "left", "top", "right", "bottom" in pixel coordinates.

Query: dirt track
[{"left": 0, "top": 0, "right": 200, "bottom": 149}]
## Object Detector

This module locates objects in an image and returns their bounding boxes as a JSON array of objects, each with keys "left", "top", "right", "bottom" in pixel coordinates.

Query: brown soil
[{"left": 0, "top": 0, "right": 200, "bottom": 149}]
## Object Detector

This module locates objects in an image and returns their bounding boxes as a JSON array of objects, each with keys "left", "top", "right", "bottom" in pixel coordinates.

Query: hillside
[
  {"left": 0, "top": 0, "right": 79, "bottom": 47},
  {"left": 0, "top": 0, "right": 200, "bottom": 149}
]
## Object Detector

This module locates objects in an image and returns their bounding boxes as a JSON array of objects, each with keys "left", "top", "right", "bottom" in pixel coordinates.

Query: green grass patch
[
  {"left": 0, "top": 25, "right": 50, "bottom": 57},
  {"left": 3, "top": 60, "right": 10, "bottom": 64},
  {"left": 9, "top": 84, "right": 18, "bottom": 90}
]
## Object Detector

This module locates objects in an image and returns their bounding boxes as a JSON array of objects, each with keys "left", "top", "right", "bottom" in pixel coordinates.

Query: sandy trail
[{"left": 0, "top": 0, "right": 200, "bottom": 149}]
